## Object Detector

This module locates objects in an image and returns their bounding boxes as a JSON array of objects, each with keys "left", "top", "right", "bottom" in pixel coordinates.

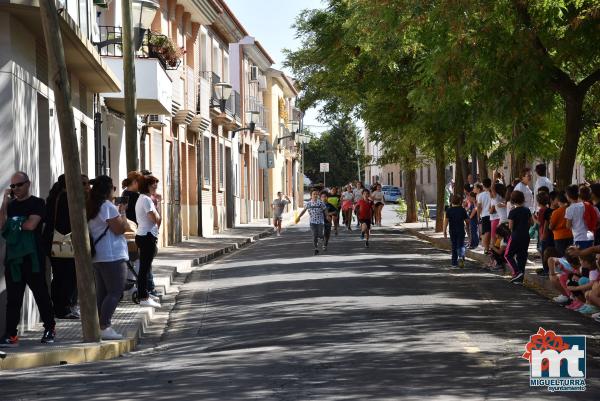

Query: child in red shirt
[{"left": 355, "top": 189, "right": 374, "bottom": 247}]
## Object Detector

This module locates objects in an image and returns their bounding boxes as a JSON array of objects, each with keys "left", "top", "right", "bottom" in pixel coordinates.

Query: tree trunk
[
  {"left": 510, "top": 121, "right": 526, "bottom": 184},
  {"left": 478, "top": 153, "right": 489, "bottom": 180},
  {"left": 39, "top": 0, "right": 100, "bottom": 342},
  {"left": 454, "top": 140, "right": 464, "bottom": 194},
  {"left": 404, "top": 145, "right": 418, "bottom": 223},
  {"left": 122, "top": 0, "right": 139, "bottom": 172},
  {"left": 557, "top": 93, "right": 585, "bottom": 189},
  {"left": 435, "top": 147, "right": 446, "bottom": 232}
]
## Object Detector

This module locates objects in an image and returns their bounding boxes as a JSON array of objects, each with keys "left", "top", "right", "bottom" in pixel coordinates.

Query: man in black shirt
[{"left": 0, "top": 172, "right": 55, "bottom": 347}]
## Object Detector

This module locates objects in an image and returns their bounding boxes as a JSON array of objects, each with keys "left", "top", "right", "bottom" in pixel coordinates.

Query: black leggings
[
  {"left": 135, "top": 233, "right": 158, "bottom": 299},
  {"left": 50, "top": 257, "right": 78, "bottom": 317}
]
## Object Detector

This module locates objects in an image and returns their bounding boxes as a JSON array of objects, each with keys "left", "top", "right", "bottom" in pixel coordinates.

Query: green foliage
[{"left": 303, "top": 118, "right": 365, "bottom": 187}]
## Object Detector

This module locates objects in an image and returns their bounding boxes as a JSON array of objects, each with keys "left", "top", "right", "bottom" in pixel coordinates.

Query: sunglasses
[{"left": 10, "top": 181, "right": 29, "bottom": 189}]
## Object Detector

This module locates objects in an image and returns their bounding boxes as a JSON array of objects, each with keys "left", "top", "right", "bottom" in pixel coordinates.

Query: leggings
[
  {"left": 490, "top": 219, "right": 500, "bottom": 241},
  {"left": 505, "top": 236, "right": 530, "bottom": 275},
  {"left": 93, "top": 260, "right": 127, "bottom": 329}
]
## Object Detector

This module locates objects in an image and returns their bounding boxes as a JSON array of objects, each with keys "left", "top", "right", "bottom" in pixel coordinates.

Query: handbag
[{"left": 50, "top": 192, "right": 75, "bottom": 258}]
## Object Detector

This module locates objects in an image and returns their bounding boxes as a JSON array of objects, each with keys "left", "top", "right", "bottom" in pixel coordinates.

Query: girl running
[
  {"left": 371, "top": 184, "right": 385, "bottom": 226},
  {"left": 355, "top": 189, "right": 374, "bottom": 247},
  {"left": 341, "top": 184, "right": 355, "bottom": 230},
  {"left": 327, "top": 187, "right": 341, "bottom": 235}
]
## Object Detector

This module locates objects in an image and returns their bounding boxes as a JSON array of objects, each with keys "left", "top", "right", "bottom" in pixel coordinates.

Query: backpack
[{"left": 582, "top": 202, "right": 599, "bottom": 232}]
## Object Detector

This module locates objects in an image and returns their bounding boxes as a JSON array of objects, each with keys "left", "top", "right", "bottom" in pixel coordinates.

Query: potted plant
[{"left": 148, "top": 34, "right": 185, "bottom": 68}]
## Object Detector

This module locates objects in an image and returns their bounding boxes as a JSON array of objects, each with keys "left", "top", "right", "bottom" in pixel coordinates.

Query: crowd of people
[
  {"left": 0, "top": 169, "right": 163, "bottom": 347},
  {"left": 443, "top": 163, "right": 600, "bottom": 323},
  {"left": 289, "top": 181, "right": 384, "bottom": 254}
]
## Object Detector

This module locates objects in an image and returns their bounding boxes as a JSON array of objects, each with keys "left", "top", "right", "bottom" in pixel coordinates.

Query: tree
[
  {"left": 39, "top": 0, "right": 100, "bottom": 341},
  {"left": 303, "top": 119, "right": 365, "bottom": 187}
]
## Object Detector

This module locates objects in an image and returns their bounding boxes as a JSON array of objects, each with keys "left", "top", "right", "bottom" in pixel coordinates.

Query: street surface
[{"left": 1, "top": 207, "right": 598, "bottom": 400}]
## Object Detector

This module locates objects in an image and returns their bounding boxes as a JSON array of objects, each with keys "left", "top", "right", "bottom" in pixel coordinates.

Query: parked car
[{"left": 383, "top": 186, "right": 402, "bottom": 203}]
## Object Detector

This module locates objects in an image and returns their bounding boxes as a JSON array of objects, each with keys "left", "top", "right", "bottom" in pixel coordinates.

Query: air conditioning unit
[
  {"left": 147, "top": 114, "right": 166, "bottom": 127},
  {"left": 250, "top": 65, "right": 259, "bottom": 82}
]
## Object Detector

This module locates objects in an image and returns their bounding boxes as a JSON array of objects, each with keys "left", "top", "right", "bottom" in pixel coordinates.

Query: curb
[
  {"left": 404, "top": 227, "right": 559, "bottom": 298},
  {"left": 0, "top": 228, "right": 274, "bottom": 371}
]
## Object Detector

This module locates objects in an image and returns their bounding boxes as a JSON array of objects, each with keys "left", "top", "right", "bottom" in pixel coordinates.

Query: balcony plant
[{"left": 148, "top": 33, "right": 185, "bottom": 68}]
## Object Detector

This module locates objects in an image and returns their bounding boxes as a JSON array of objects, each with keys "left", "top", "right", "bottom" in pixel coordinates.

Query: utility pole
[
  {"left": 39, "top": 0, "right": 100, "bottom": 342},
  {"left": 356, "top": 134, "right": 361, "bottom": 181},
  {"left": 122, "top": 0, "right": 139, "bottom": 172}
]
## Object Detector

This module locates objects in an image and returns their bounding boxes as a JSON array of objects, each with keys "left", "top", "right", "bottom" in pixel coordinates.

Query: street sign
[{"left": 320, "top": 163, "right": 329, "bottom": 172}]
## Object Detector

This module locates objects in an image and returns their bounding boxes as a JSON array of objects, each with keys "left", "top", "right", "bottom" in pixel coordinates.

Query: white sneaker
[
  {"left": 140, "top": 298, "right": 161, "bottom": 308},
  {"left": 101, "top": 327, "right": 123, "bottom": 340},
  {"left": 148, "top": 293, "right": 160, "bottom": 302},
  {"left": 553, "top": 295, "right": 569, "bottom": 304}
]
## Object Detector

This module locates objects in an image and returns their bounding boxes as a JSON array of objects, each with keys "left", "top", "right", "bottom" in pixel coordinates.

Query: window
[
  {"left": 200, "top": 33, "right": 207, "bottom": 72},
  {"left": 219, "top": 143, "right": 225, "bottom": 188},
  {"left": 203, "top": 136, "right": 210, "bottom": 186},
  {"left": 427, "top": 166, "right": 431, "bottom": 184}
]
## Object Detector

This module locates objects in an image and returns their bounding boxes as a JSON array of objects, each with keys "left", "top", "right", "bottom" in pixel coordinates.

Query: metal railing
[{"left": 96, "top": 26, "right": 181, "bottom": 70}]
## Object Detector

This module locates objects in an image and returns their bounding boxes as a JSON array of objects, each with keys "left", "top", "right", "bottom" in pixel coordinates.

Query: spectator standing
[
  {"left": 444, "top": 194, "right": 469, "bottom": 268},
  {"left": 565, "top": 185, "right": 594, "bottom": 249},
  {"left": 534, "top": 164, "right": 554, "bottom": 194},
  {"left": 590, "top": 183, "right": 600, "bottom": 245},
  {"left": 121, "top": 171, "right": 142, "bottom": 224},
  {"left": 506, "top": 190, "right": 533, "bottom": 284},
  {"left": 87, "top": 176, "right": 129, "bottom": 340},
  {"left": 0, "top": 172, "right": 55, "bottom": 347},
  {"left": 467, "top": 192, "right": 479, "bottom": 249},
  {"left": 135, "top": 175, "right": 162, "bottom": 308},
  {"left": 477, "top": 178, "right": 492, "bottom": 254},
  {"left": 549, "top": 192, "right": 574, "bottom": 256},
  {"left": 489, "top": 183, "right": 506, "bottom": 248},
  {"left": 43, "top": 174, "right": 88, "bottom": 319},
  {"left": 514, "top": 168, "right": 534, "bottom": 213}
]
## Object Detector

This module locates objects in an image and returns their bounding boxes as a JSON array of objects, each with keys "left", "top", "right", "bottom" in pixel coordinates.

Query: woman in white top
[
  {"left": 489, "top": 183, "right": 508, "bottom": 247},
  {"left": 135, "top": 175, "right": 162, "bottom": 308},
  {"left": 87, "top": 176, "right": 129, "bottom": 340},
  {"left": 371, "top": 184, "right": 385, "bottom": 226}
]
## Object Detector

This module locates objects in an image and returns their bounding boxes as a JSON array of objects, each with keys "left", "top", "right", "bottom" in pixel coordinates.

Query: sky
[{"left": 225, "top": 0, "right": 329, "bottom": 134}]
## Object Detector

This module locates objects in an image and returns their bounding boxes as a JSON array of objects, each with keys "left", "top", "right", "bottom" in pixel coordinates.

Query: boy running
[
  {"left": 272, "top": 192, "right": 290, "bottom": 236},
  {"left": 355, "top": 189, "right": 374, "bottom": 247},
  {"left": 327, "top": 187, "right": 341, "bottom": 235},
  {"left": 296, "top": 189, "right": 328, "bottom": 255},
  {"left": 320, "top": 191, "right": 338, "bottom": 251}
]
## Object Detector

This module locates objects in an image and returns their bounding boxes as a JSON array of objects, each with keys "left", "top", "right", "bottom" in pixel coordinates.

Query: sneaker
[
  {"left": 510, "top": 272, "right": 524, "bottom": 284},
  {"left": 365, "top": 240, "right": 369, "bottom": 248},
  {"left": 140, "top": 298, "right": 161, "bottom": 308},
  {"left": 149, "top": 290, "right": 163, "bottom": 297},
  {"left": 553, "top": 294, "right": 570, "bottom": 304},
  {"left": 566, "top": 300, "right": 584, "bottom": 310},
  {"left": 41, "top": 329, "right": 55, "bottom": 344},
  {"left": 578, "top": 305, "right": 600, "bottom": 314},
  {"left": 592, "top": 312, "right": 600, "bottom": 322},
  {"left": 360, "top": 232, "right": 365, "bottom": 239},
  {"left": 70, "top": 305, "right": 81, "bottom": 318},
  {"left": 459, "top": 259, "right": 465, "bottom": 268},
  {"left": 60, "top": 312, "right": 79, "bottom": 320},
  {"left": 323, "top": 245, "right": 327, "bottom": 252},
  {"left": 101, "top": 327, "right": 123, "bottom": 340},
  {"left": 0, "top": 334, "right": 19, "bottom": 348},
  {"left": 148, "top": 293, "right": 161, "bottom": 302},
  {"left": 314, "top": 248, "right": 319, "bottom": 255},
  {"left": 277, "top": 232, "right": 281, "bottom": 237}
]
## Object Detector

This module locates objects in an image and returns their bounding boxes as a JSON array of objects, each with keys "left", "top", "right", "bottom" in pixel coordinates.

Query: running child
[
  {"left": 371, "top": 184, "right": 385, "bottom": 227},
  {"left": 355, "top": 189, "right": 374, "bottom": 247},
  {"left": 327, "top": 187, "right": 341, "bottom": 235},
  {"left": 296, "top": 189, "right": 328, "bottom": 255},
  {"left": 341, "top": 184, "right": 355, "bottom": 230},
  {"left": 320, "top": 191, "right": 338, "bottom": 251},
  {"left": 272, "top": 192, "right": 290, "bottom": 236}
]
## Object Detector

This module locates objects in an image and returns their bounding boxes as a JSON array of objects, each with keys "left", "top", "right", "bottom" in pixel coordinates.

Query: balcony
[
  {"left": 206, "top": 72, "right": 242, "bottom": 130},
  {"left": 1, "top": 0, "right": 120, "bottom": 92},
  {"left": 101, "top": 57, "right": 172, "bottom": 115},
  {"left": 189, "top": 71, "right": 212, "bottom": 133},
  {"left": 247, "top": 96, "right": 269, "bottom": 133},
  {"left": 173, "top": 67, "right": 196, "bottom": 124}
]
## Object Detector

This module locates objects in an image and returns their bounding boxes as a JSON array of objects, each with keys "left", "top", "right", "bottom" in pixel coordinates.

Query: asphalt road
[{"left": 1, "top": 208, "right": 599, "bottom": 400}]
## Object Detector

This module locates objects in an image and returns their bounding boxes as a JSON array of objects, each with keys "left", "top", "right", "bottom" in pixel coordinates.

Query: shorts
[
  {"left": 273, "top": 215, "right": 283, "bottom": 222},
  {"left": 342, "top": 200, "right": 353, "bottom": 212},
  {"left": 481, "top": 216, "right": 491, "bottom": 234},
  {"left": 359, "top": 219, "right": 371, "bottom": 230},
  {"left": 374, "top": 202, "right": 384, "bottom": 207}
]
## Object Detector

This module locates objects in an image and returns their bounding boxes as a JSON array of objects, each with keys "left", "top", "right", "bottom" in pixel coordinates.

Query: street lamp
[
  {"left": 211, "top": 82, "right": 233, "bottom": 113},
  {"left": 355, "top": 148, "right": 361, "bottom": 181},
  {"left": 132, "top": 0, "right": 160, "bottom": 49},
  {"left": 277, "top": 120, "right": 301, "bottom": 144},
  {"left": 230, "top": 110, "right": 258, "bottom": 137}
]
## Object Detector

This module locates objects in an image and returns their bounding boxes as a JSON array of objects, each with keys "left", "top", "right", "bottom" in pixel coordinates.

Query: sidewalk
[
  {"left": 402, "top": 222, "right": 559, "bottom": 299},
  {"left": 0, "top": 226, "right": 275, "bottom": 370}
]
